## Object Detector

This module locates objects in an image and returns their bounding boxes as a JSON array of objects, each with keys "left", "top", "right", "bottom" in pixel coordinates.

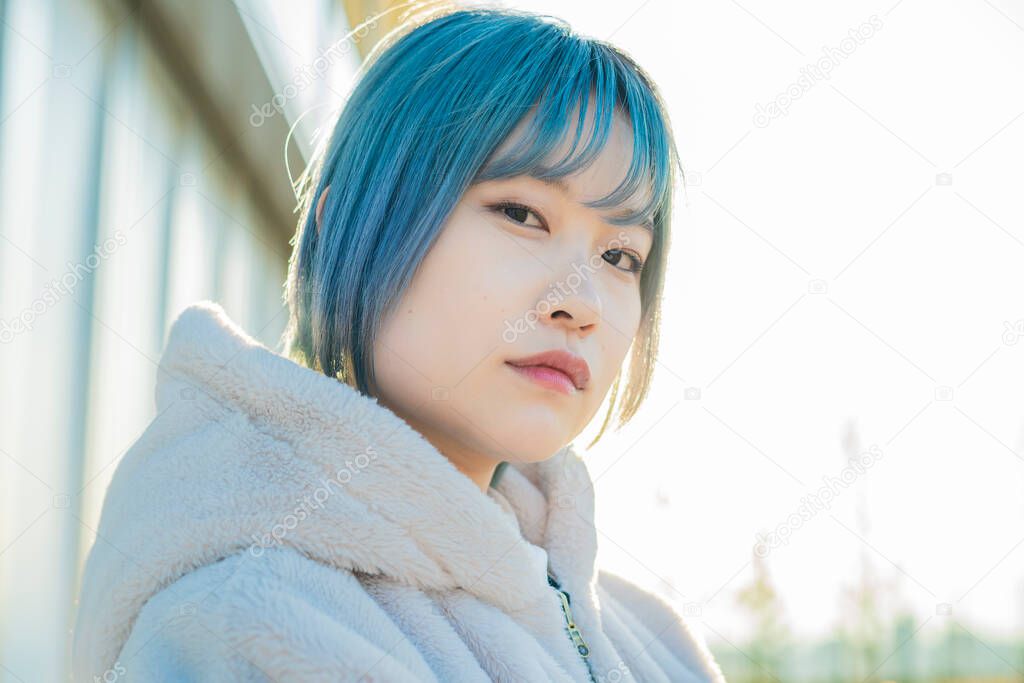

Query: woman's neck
[{"left": 388, "top": 412, "right": 501, "bottom": 493}]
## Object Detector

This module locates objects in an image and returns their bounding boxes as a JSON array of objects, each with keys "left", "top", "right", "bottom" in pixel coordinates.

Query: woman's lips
[{"left": 505, "top": 362, "right": 578, "bottom": 395}]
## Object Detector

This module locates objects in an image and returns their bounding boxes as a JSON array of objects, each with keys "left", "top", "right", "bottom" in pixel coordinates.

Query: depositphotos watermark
[
  {"left": 247, "top": 445, "right": 379, "bottom": 556},
  {"left": 0, "top": 230, "right": 128, "bottom": 344},
  {"left": 594, "top": 662, "right": 631, "bottom": 683},
  {"left": 92, "top": 660, "right": 126, "bottom": 683},
  {"left": 753, "top": 14, "right": 883, "bottom": 128},
  {"left": 1002, "top": 318, "right": 1024, "bottom": 345},
  {"left": 501, "top": 230, "right": 635, "bottom": 343},
  {"left": 754, "top": 444, "right": 883, "bottom": 557},
  {"left": 249, "top": 15, "right": 380, "bottom": 128}
]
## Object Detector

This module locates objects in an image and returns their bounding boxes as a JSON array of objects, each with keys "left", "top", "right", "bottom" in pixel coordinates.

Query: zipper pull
[
  {"left": 548, "top": 571, "right": 591, "bottom": 658},
  {"left": 553, "top": 588, "right": 591, "bottom": 657}
]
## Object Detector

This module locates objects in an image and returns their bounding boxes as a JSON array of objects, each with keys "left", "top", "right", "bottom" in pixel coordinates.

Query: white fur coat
[{"left": 71, "top": 300, "right": 726, "bottom": 682}]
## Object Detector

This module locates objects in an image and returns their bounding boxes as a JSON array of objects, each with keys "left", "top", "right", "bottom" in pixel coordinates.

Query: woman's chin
[{"left": 482, "top": 420, "right": 575, "bottom": 465}]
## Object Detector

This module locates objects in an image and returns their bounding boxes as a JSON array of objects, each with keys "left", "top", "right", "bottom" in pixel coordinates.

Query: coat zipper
[{"left": 547, "top": 569, "right": 597, "bottom": 682}]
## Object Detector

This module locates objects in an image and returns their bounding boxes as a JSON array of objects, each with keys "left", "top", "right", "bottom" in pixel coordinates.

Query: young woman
[{"left": 72, "top": 5, "right": 725, "bottom": 682}]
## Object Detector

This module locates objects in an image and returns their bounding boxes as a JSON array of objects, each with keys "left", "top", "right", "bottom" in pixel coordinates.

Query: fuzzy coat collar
[{"left": 73, "top": 300, "right": 607, "bottom": 677}]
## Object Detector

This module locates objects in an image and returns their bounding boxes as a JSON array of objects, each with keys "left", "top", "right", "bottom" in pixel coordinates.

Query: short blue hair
[{"left": 283, "top": 5, "right": 682, "bottom": 443}]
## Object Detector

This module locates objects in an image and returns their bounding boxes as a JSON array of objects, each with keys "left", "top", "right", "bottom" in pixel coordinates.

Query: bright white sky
[
  {"left": 479, "top": 0, "right": 1024, "bottom": 646},
  {"left": 248, "top": 0, "right": 1024, "bottom": 646}
]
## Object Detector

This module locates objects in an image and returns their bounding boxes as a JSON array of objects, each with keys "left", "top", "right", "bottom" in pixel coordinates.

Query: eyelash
[{"left": 488, "top": 200, "right": 646, "bottom": 275}]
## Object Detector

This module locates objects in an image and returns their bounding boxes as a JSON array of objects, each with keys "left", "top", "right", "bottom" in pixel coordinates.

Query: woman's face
[{"left": 372, "top": 109, "right": 653, "bottom": 475}]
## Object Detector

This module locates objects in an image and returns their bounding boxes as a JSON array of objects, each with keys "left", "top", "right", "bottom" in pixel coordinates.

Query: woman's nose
[{"left": 540, "top": 270, "right": 603, "bottom": 337}]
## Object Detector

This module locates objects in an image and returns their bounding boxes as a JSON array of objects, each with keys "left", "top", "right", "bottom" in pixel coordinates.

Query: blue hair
[{"left": 283, "top": 5, "right": 682, "bottom": 443}]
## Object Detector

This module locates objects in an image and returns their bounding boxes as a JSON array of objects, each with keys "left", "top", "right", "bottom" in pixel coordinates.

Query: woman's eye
[
  {"left": 602, "top": 248, "right": 645, "bottom": 275},
  {"left": 491, "top": 201, "right": 644, "bottom": 275},
  {"left": 492, "top": 202, "right": 546, "bottom": 230}
]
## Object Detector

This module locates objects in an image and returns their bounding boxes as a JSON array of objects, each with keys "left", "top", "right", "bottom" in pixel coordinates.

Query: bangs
[
  {"left": 472, "top": 42, "right": 674, "bottom": 232},
  {"left": 284, "top": 6, "right": 678, "bottom": 438}
]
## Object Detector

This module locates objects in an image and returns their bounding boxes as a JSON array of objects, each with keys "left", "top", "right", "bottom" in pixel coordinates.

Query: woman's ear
[{"left": 315, "top": 185, "right": 331, "bottom": 234}]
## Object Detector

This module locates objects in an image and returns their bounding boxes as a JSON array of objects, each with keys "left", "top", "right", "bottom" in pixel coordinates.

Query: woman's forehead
[
  {"left": 493, "top": 96, "right": 632, "bottom": 160},
  {"left": 489, "top": 108, "right": 652, "bottom": 210}
]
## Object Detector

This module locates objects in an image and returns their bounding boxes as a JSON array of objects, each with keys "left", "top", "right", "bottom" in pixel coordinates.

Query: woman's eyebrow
[
  {"left": 533, "top": 175, "right": 571, "bottom": 194},
  {"left": 605, "top": 209, "right": 654, "bottom": 233},
  {"left": 528, "top": 175, "right": 654, "bottom": 233}
]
